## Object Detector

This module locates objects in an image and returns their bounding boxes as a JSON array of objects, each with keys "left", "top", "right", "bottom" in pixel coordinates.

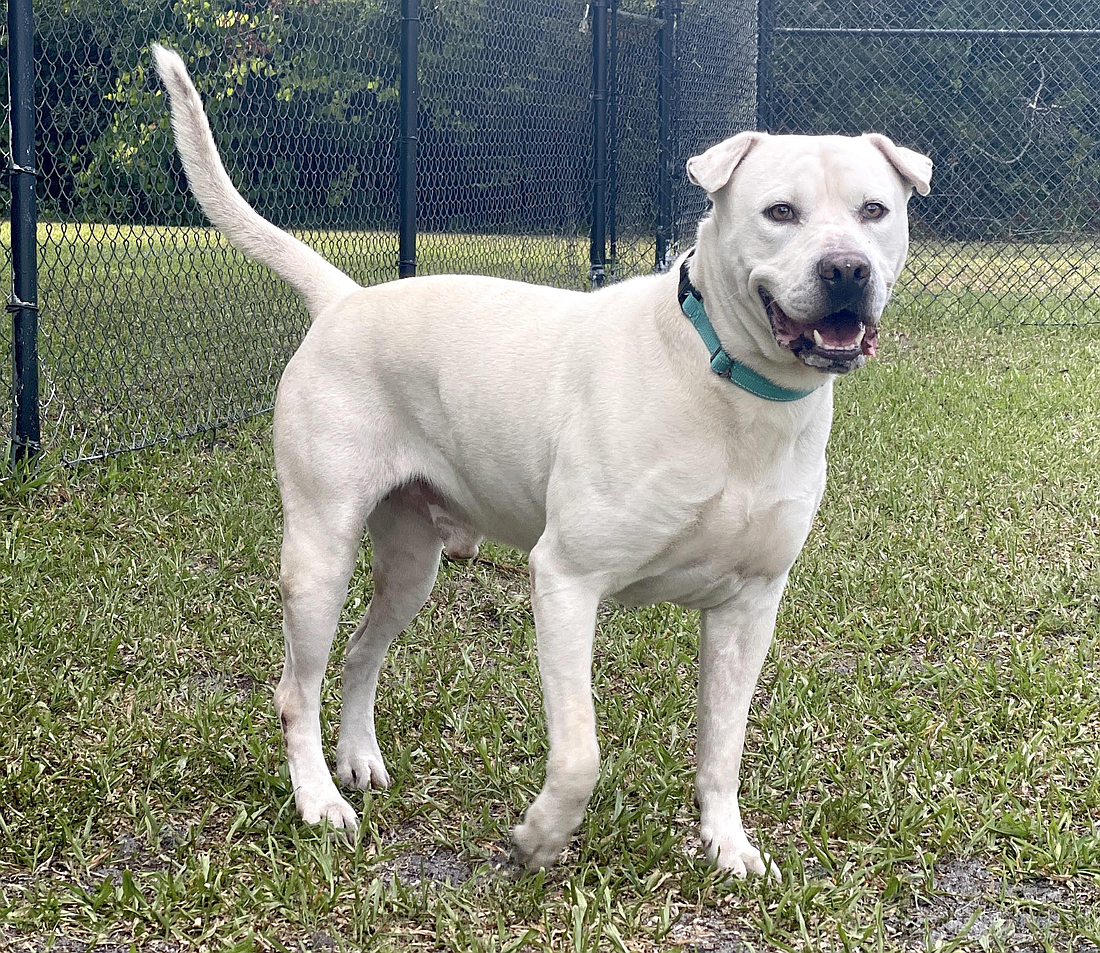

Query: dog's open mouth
[{"left": 759, "top": 288, "right": 878, "bottom": 374}]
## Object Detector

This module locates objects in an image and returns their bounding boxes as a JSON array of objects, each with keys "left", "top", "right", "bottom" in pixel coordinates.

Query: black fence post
[
  {"left": 398, "top": 0, "right": 419, "bottom": 279},
  {"left": 589, "top": 0, "right": 608, "bottom": 288},
  {"left": 654, "top": 0, "right": 677, "bottom": 272},
  {"left": 7, "top": 0, "right": 41, "bottom": 466},
  {"left": 607, "top": 0, "right": 619, "bottom": 282},
  {"left": 756, "top": 0, "right": 776, "bottom": 133}
]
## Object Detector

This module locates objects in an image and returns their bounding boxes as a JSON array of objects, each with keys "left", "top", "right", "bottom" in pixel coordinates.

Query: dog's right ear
[
  {"left": 864, "top": 133, "right": 933, "bottom": 197},
  {"left": 686, "top": 132, "right": 765, "bottom": 194}
]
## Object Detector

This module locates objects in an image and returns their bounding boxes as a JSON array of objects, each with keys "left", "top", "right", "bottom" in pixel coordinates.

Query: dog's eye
[
  {"left": 862, "top": 202, "right": 888, "bottom": 221},
  {"left": 765, "top": 203, "right": 797, "bottom": 223}
]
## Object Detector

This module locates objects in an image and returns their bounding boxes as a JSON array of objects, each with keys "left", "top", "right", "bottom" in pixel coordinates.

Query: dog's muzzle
[{"left": 759, "top": 287, "right": 879, "bottom": 375}]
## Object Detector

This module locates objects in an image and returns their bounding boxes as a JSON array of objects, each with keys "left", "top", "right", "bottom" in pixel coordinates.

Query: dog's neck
[{"left": 678, "top": 252, "right": 824, "bottom": 402}]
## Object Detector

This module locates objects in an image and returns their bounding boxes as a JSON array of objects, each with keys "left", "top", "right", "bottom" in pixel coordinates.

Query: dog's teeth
[
  {"left": 812, "top": 329, "right": 824, "bottom": 347},
  {"left": 855, "top": 327, "right": 865, "bottom": 345}
]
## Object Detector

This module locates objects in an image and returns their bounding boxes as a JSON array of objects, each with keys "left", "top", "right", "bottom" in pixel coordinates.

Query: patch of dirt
[
  {"left": 666, "top": 912, "right": 754, "bottom": 952},
  {"left": 0, "top": 821, "right": 201, "bottom": 952},
  {"left": 83, "top": 827, "right": 188, "bottom": 889},
  {"left": 376, "top": 847, "right": 475, "bottom": 887},
  {"left": 184, "top": 670, "right": 261, "bottom": 702},
  {"left": 0, "top": 930, "right": 180, "bottom": 953},
  {"left": 299, "top": 931, "right": 337, "bottom": 952},
  {"left": 905, "top": 856, "right": 1100, "bottom": 952}
]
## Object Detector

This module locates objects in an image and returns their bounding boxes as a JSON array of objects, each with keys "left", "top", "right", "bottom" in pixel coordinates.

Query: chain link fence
[
  {"left": 3, "top": 0, "right": 756, "bottom": 465},
  {"left": 762, "top": 0, "right": 1100, "bottom": 326},
  {"left": 5, "top": 0, "right": 1100, "bottom": 466},
  {"left": 5, "top": 0, "right": 406, "bottom": 464}
]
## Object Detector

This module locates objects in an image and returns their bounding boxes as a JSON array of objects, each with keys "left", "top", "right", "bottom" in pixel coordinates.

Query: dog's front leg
[
  {"left": 696, "top": 581, "right": 786, "bottom": 877},
  {"left": 512, "top": 545, "right": 602, "bottom": 870}
]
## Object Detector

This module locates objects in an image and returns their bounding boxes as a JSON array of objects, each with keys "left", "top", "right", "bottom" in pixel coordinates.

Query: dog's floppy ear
[
  {"left": 865, "top": 133, "right": 933, "bottom": 197},
  {"left": 686, "top": 131, "right": 765, "bottom": 194}
]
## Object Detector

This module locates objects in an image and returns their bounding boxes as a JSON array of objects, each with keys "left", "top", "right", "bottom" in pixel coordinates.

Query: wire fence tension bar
[{"left": 398, "top": 0, "right": 418, "bottom": 280}]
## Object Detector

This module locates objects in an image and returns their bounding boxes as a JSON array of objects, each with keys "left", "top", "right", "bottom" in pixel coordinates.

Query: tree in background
[{"left": 23, "top": 0, "right": 401, "bottom": 226}]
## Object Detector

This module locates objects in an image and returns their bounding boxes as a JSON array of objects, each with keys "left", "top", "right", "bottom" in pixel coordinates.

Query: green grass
[
  {"left": 905, "top": 239, "right": 1100, "bottom": 306},
  {"left": 3, "top": 222, "right": 599, "bottom": 463},
  {"left": 2, "top": 240, "right": 1100, "bottom": 950}
]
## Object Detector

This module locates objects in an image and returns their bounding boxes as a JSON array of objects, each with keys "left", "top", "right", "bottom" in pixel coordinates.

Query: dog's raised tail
[{"left": 151, "top": 44, "right": 360, "bottom": 317}]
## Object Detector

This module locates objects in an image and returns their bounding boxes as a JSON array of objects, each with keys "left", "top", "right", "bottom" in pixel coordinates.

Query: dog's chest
[
  {"left": 612, "top": 446, "right": 826, "bottom": 609},
  {"left": 720, "top": 479, "right": 821, "bottom": 573}
]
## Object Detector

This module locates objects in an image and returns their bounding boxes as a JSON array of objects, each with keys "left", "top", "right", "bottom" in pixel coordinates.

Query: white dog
[{"left": 153, "top": 44, "right": 930, "bottom": 876}]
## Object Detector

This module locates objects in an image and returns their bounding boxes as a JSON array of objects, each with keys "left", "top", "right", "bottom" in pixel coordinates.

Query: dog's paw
[
  {"left": 512, "top": 783, "right": 593, "bottom": 871},
  {"left": 334, "top": 739, "right": 391, "bottom": 792},
  {"left": 335, "top": 744, "right": 391, "bottom": 791},
  {"left": 297, "top": 788, "right": 360, "bottom": 835},
  {"left": 702, "top": 830, "right": 778, "bottom": 879},
  {"left": 511, "top": 819, "right": 567, "bottom": 871}
]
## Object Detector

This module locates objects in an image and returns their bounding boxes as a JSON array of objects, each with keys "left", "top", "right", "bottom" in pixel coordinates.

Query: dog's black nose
[{"left": 817, "top": 252, "right": 871, "bottom": 310}]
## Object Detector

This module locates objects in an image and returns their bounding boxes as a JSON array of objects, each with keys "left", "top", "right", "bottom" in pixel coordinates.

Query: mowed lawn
[{"left": 1, "top": 231, "right": 1099, "bottom": 951}]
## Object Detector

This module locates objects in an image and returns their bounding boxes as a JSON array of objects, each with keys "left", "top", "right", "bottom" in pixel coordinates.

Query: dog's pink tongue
[
  {"left": 861, "top": 326, "right": 879, "bottom": 357},
  {"left": 818, "top": 324, "right": 860, "bottom": 348}
]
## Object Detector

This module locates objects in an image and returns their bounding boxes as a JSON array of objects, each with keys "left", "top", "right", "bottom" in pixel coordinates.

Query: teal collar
[{"left": 678, "top": 254, "right": 821, "bottom": 402}]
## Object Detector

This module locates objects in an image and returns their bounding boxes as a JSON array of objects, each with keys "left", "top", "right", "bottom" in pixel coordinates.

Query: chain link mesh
[
  {"left": 10, "top": 0, "right": 1092, "bottom": 464},
  {"left": 1, "top": 0, "right": 396, "bottom": 463},
  {"left": 674, "top": 0, "right": 757, "bottom": 253},
  {"left": 4, "top": 0, "right": 405, "bottom": 463},
  {"left": 2, "top": 0, "right": 757, "bottom": 463},
  {"left": 767, "top": 1, "right": 1100, "bottom": 325},
  {"left": 416, "top": 1, "right": 590, "bottom": 285}
]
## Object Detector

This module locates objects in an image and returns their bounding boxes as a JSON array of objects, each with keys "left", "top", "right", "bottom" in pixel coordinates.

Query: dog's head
[{"left": 687, "top": 132, "right": 932, "bottom": 375}]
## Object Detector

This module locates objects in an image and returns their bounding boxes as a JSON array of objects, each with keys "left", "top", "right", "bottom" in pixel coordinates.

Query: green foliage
[{"left": 28, "top": 0, "right": 402, "bottom": 226}]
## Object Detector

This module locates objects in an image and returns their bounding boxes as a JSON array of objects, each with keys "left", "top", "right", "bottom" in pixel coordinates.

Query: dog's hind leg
[
  {"left": 274, "top": 488, "right": 371, "bottom": 832},
  {"left": 336, "top": 496, "right": 443, "bottom": 791}
]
